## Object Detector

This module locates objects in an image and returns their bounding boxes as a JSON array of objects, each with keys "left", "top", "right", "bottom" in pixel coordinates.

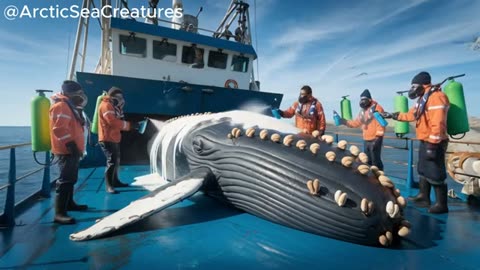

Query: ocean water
[{"left": 0, "top": 127, "right": 60, "bottom": 212}]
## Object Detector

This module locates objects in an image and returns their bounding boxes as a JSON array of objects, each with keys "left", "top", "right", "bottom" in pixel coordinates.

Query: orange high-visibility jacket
[
  {"left": 346, "top": 101, "right": 385, "bottom": 141},
  {"left": 98, "top": 97, "right": 131, "bottom": 143},
  {"left": 49, "top": 94, "right": 85, "bottom": 155},
  {"left": 282, "top": 98, "right": 326, "bottom": 134},
  {"left": 397, "top": 88, "right": 449, "bottom": 144}
]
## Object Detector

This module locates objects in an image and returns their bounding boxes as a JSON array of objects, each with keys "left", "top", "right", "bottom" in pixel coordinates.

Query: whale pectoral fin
[
  {"left": 131, "top": 173, "right": 169, "bottom": 191},
  {"left": 69, "top": 168, "right": 213, "bottom": 241}
]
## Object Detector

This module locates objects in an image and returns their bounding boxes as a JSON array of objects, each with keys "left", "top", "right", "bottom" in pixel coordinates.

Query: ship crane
[{"left": 214, "top": 1, "right": 253, "bottom": 45}]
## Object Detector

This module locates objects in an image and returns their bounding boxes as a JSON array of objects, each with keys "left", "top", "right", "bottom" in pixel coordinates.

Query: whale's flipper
[
  {"left": 131, "top": 173, "right": 168, "bottom": 191},
  {"left": 70, "top": 168, "right": 213, "bottom": 241}
]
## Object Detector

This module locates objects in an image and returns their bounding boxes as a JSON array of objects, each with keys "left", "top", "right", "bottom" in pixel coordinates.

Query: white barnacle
[
  {"left": 321, "top": 135, "right": 334, "bottom": 144},
  {"left": 357, "top": 165, "right": 370, "bottom": 175},
  {"left": 246, "top": 127, "right": 255, "bottom": 137},
  {"left": 310, "top": 143, "right": 320, "bottom": 154},
  {"left": 358, "top": 152, "right": 368, "bottom": 163},
  {"left": 313, "top": 179, "right": 320, "bottom": 194},
  {"left": 349, "top": 145, "right": 360, "bottom": 156},
  {"left": 283, "top": 135, "right": 294, "bottom": 146},
  {"left": 397, "top": 196, "right": 407, "bottom": 208},
  {"left": 325, "top": 151, "right": 336, "bottom": 162},
  {"left": 307, "top": 180, "right": 315, "bottom": 195},
  {"left": 259, "top": 129, "right": 269, "bottom": 140},
  {"left": 296, "top": 140, "right": 307, "bottom": 150},
  {"left": 341, "top": 156, "right": 354, "bottom": 167},
  {"left": 337, "top": 140, "right": 348, "bottom": 150},
  {"left": 398, "top": 226, "right": 410, "bottom": 237},
  {"left": 271, "top": 133, "right": 281, "bottom": 143}
]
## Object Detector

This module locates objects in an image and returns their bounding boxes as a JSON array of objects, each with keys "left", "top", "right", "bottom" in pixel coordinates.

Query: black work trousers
[
  {"left": 364, "top": 136, "right": 384, "bottom": 170},
  {"left": 418, "top": 140, "right": 448, "bottom": 185},
  {"left": 55, "top": 154, "right": 80, "bottom": 193},
  {"left": 99, "top": 141, "right": 121, "bottom": 184}
]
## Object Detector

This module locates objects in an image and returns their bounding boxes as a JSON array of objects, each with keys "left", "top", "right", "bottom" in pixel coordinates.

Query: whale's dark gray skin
[{"left": 71, "top": 111, "right": 407, "bottom": 246}]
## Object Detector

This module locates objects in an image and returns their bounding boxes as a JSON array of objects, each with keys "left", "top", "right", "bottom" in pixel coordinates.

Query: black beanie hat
[
  {"left": 108, "top": 87, "right": 123, "bottom": 96},
  {"left": 360, "top": 89, "right": 371, "bottom": 99},
  {"left": 411, "top": 71, "right": 431, "bottom": 85},
  {"left": 61, "top": 80, "right": 82, "bottom": 94}
]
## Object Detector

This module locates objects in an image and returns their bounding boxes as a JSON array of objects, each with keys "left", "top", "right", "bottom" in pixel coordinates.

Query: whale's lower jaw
[{"left": 200, "top": 165, "right": 395, "bottom": 246}]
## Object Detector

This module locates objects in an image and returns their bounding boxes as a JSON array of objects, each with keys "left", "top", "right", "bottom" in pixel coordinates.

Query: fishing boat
[
  {"left": 72, "top": 0, "right": 282, "bottom": 165},
  {"left": 1, "top": 0, "right": 479, "bottom": 269}
]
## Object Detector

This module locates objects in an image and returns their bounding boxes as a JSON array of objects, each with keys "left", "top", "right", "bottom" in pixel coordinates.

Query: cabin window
[
  {"left": 182, "top": 45, "right": 204, "bottom": 68},
  {"left": 119, "top": 35, "right": 146, "bottom": 57},
  {"left": 153, "top": 40, "right": 177, "bottom": 62},
  {"left": 208, "top": 51, "right": 228, "bottom": 69},
  {"left": 231, "top": 55, "right": 249, "bottom": 72}
]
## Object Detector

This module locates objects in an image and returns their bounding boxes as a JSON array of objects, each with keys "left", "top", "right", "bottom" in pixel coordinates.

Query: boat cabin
[{"left": 108, "top": 18, "right": 257, "bottom": 90}]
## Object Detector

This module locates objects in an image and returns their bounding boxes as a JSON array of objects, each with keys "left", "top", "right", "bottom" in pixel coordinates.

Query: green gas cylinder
[
  {"left": 340, "top": 95, "right": 352, "bottom": 120},
  {"left": 444, "top": 79, "right": 469, "bottom": 136},
  {"left": 31, "top": 90, "right": 53, "bottom": 152},
  {"left": 91, "top": 91, "right": 107, "bottom": 134},
  {"left": 394, "top": 92, "right": 409, "bottom": 137}
]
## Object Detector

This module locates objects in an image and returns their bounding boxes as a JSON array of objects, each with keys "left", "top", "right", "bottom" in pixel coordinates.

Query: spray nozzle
[
  {"left": 436, "top": 74, "right": 466, "bottom": 86},
  {"left": 396, "top": 90, "right": 409, "bottom": 96},
  {"left": 341, "top": 95, "right": 349, "bottom": 99},
  {"left": 35, "top": 89, "right": 54, "bottom": 96}
]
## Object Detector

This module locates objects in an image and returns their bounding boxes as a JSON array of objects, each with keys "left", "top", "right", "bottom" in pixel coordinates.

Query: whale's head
[{"left": 151, "top": 110, "right": 407, "bottom": 246}]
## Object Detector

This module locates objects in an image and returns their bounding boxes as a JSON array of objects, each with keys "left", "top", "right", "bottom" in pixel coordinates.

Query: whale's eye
[
  {"left": 193, "top": 137, "right": 203, "bottom": 154},
  {"left": 193, "top": 135, "right": 215, "bottom": 155}
]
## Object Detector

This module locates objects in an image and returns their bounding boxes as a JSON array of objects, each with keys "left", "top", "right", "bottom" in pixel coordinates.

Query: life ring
[{"left": 225, "top": 79, "right": 238, "bottom": 89}]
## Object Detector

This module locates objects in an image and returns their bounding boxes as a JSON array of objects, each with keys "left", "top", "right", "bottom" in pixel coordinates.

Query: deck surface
[{"left": 1, "top": 165, "right": 479, "bottom": 270}]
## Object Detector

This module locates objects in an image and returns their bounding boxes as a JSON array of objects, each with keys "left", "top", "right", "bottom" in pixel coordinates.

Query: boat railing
[
  {"left": 0, "top": 143, "right": 51, "bottom": 227},
  {"left": 330, "top": 131, "right": 480, "bottom": 188}
]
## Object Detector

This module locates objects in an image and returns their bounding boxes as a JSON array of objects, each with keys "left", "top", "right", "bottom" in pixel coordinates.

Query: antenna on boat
[{"left": 196, "top": 7, "right": 203, "bottom": 19}]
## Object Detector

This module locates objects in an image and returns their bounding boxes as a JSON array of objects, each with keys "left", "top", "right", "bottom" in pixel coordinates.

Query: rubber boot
[
  {"left": 67, "top": 186, "right": 88, "bottom": 211},
  {"left": 54, "top": 191, "right": 76, "bottom": 224},
  {"left": 428, "top": 184, "right": 449, "bottom": 214},
  {"left": 105, "top": 172, "right": 118, "bottom": 194},
  {"left": 408, "top": 177, "right": 431, "bottom": 207},
  {"left": 113, "top": 179, "right": 129, "bottom": 188}
]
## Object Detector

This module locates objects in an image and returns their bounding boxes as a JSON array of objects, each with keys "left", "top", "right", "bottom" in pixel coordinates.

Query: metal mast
[{"left": 68, "top": 0, "right": 92, "bottom": 80}]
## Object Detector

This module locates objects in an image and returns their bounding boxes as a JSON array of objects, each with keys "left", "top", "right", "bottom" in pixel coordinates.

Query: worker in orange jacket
[
  {"left": 383, "top": 71, "right": 450, "bottom": 214},
  {"left": 49, "top": 80, "right": 89, "bottom": 224},
  {"left": 341, "top": 89, "right": 386, "bottom": 170},
  {"left": 98, "top": 87, "right": 138, "bottom": 194},
  {"left": 275, "top": 85, "right": 326, "bottom": 136}
]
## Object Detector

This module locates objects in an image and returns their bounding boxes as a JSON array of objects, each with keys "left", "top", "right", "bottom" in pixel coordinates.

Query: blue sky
[{"left": 0, "top": 0, "right": 479, "bottom": 126}]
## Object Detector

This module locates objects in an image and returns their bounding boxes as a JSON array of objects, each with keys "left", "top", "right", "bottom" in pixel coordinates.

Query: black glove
[
  {"left": 340, "top": 118, "right": 347, "bottom": 125},
  {"left": 65, "top": 141, "right": 81, "bottom": 158},
  {"left": 130, "top": 121, "right": 140, "bottom": 130},
  {"left": 381, "top": 112, "right": 399, "bottom": 120},
  {"left": 318, "top": 130, "right": 325, "bottom": 137},
  {"left": 425, "top": 142, "right": 438, "bottom": 160}
]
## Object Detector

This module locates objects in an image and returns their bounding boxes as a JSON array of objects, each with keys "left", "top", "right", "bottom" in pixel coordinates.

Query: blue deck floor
[{"left": 1, "top": 165, "right": 479, "bottom": 270}]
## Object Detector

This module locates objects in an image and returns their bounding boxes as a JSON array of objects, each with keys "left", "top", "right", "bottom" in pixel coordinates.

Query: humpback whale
[{"left": 70, "top": 111, "right": 410, "bottom": 246}]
